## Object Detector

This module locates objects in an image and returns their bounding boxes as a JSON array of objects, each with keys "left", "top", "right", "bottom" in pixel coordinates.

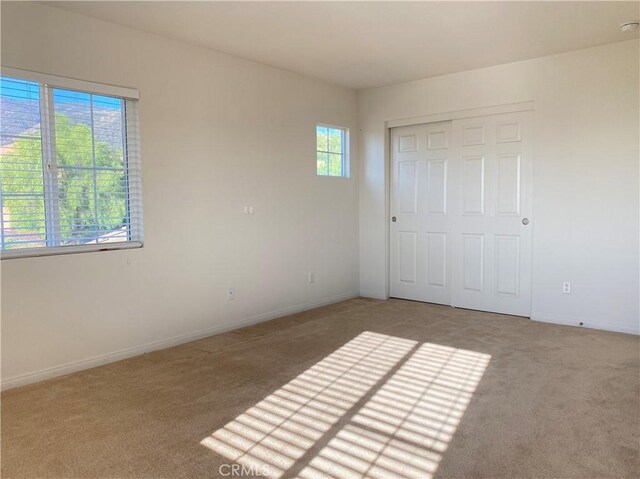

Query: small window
[
  {"left": 0, "top": 69, "right": 143, "bottom": 259},
  {"left": 316, "top": 124, "right": 348, "bottom": 177}
]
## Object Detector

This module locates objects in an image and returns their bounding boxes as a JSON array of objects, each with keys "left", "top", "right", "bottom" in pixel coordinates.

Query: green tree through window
[
  {"left": 316, "top": 125, "right": 347, "bottom": 177},
  {"left": 0, "top": 114, "right": 126, "bottom": 247},
  {"left": 54, "top": 113, "right": 126, "bottom": 244},
  {"left": 0, "top": 74, "right": 141, "bottom": 255}
]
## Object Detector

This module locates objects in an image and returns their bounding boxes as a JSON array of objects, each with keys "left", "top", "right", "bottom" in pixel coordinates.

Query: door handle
[
  {"left": 392, "top": 216, "right": 397, "bottom": 223},
  {"left": 522, "top": 218, "right": 529, "bottom": 225}
]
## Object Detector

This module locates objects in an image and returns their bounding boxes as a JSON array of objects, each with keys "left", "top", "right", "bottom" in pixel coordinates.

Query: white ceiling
[{"left": 49, "top": 1, "right": 639, "bottom": 90}]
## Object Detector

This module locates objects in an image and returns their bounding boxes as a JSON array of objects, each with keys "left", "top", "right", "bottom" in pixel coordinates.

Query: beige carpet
[{"left": 1, "top": 298, "right": 638, "bottom": 478}]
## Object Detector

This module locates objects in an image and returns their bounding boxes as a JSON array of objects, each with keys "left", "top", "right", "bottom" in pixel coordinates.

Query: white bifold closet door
[{"left": 390, "top": 111, "right": 532, "bottom": 317}]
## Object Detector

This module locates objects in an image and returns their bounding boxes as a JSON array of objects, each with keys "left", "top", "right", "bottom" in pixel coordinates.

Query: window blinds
[{"left": 0, "top": 71, "right": 143, "bottom": 258}]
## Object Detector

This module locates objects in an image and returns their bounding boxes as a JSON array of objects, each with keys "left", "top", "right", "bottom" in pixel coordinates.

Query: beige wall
[
  {"left": 358, "top": 40, "right": 640, "bottom": 334},
  {"left": 0, "top": 2, "right": 359, "bottom": 387},
  {"left": 2, "top": 3, "right": 638, "bottom": 389}
]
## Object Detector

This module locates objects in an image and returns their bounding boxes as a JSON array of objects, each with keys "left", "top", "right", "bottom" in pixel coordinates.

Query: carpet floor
[{"left": 1, "top": 298, "right": 638, "bottom": 479}]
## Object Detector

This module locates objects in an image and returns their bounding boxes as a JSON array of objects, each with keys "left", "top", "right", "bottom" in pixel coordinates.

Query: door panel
[
  {"left": 391, "top": 110, "right": 532, "bottom": 317},
  {"left": 462, "top": 125, "right": 485, "bottom": 146},
  {"left": 451, "top": 112, "right": 532, "bottom": 316},
  {"left": 496, "top": 154, "right": 521, "bottom": 215},
  {"left": 399, "top": 133, "right": 419, "bottom": 152},
  {"left": 398, "top": 161, "right": 418, "bottom": 214},
  {"left": 428, "top": 129, "right": 448, "bottom": 150},
  {"left": 497, "top": 120, "right": 522, "bottom": 143},
  {"left": 462, "top": 156, "right": 485, "bottom": 215},
  {"left": 495, "top": 235, "right": 520, "bottom": 296},
  {"left": 390, "top": 121, "right": 453, "bottom": 305},
  {"left": 398, "top": 231, "right": 417, "bottom": 283},
  {"left": 462, "top": 234, "right": 484, "bottom": 292},
  {"left": 426, "top": 159, "right": 447, "bottom": 214},
  {"left": 426, "top": 232, "right": 447, "bottom": 287}
]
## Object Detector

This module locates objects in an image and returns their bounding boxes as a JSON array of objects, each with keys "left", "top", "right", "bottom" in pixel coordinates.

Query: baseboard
[
  {"left": 359, "top": 290, "right": 388, "bottom": 300},
  {"left": 1, "top": 291, "right": 359, "bottom": 391},
  {"left": 531, "top": 313, "right": 639, "bottom": 336}
]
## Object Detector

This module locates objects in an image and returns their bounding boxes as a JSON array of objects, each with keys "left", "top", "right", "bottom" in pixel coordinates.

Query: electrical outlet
[
  {"left": 562, "top": 282, "right": 571, "bottom": 294},
  {"left": 226, "top": 287, "right": 235, "bottom": 300},
  {"left": 308, "top": 272, "right": 315, "bottom": 284}
]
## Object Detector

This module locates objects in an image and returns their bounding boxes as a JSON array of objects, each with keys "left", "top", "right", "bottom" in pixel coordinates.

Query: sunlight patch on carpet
[{"left": 201, "top": 331, "right": 490, "bottom": 479}]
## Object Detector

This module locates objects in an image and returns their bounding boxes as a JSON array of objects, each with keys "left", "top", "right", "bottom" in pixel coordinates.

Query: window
[
  {"left": 316, "top": 124, "right": 348, "bottom": 177},
  {"left": 0, "top": 68, "right": 143, "bottom": 258}
]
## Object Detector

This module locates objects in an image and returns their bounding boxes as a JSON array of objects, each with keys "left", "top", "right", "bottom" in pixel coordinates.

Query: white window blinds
[{"left": 0, "top": 69, "right": 143, "bottom": 258}]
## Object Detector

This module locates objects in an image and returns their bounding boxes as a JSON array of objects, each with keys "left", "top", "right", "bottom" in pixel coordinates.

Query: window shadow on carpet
[{"left": 201, "top": 331, "right": 490, "bottom": 479}]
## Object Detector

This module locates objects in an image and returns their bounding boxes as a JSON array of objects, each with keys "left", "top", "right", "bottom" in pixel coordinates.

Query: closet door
[
  {"left": 450, "top": 111, "right": 532, "bottom": 316},
  {"left": 390, "top": 121, "right": 454, "bottom": 305},
  {"left": 390, "top": 111, "right": 532, "bottom": 317}
]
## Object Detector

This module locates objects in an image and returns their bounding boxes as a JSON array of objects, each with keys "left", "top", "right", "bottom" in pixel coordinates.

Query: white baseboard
[
  {"left": 531, "top": 313, "right": 639, "bottom": 336},
  {"left": 1, "top": 291, "right": 359, "bottom": 391},
  {"left": 359, "top": 290, "right": 388, "bottom": 300}
]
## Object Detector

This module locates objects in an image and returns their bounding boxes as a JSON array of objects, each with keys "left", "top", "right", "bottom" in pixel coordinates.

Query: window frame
[
  {"left": 316, "top": 123, "right": 349, "bottom": 178},
  {"left": 0, "top": 67, "right": 143, "bottom": 260}
]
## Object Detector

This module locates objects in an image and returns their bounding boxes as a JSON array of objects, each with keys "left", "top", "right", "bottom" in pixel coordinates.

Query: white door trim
[
  {"left": 384, "top": 101, "right": 535, "bottom": 304},
  {"left": 387, "top": 101, "right": 534, "bottom": 129}
]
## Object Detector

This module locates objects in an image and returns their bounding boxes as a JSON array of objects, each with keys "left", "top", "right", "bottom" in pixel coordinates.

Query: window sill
[
  {"left": 0, "top": 241, "right": 143, "bottom": 260},
  {"left": 316, "top": 174, "right": 351, "bottom": 179}
]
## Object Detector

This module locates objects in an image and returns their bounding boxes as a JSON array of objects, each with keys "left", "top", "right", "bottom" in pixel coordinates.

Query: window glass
[
  {"left": 0, "top": 73, "right": 143, "bottom": 258},
  {"left": 316, "top": 125, "right": 348, "bottom": 177}
]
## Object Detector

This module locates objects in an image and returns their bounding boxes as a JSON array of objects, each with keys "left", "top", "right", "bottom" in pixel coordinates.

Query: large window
[
  {"left": 316, "top": 124, "right": 348, "bottom": 177},
  {"left": 0, "top": 69, "right": 143, "bottom": 258}
]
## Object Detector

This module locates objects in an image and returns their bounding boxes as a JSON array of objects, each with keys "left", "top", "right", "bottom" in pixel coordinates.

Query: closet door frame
[{"left": 385, "top": 101, "right": 534, "bottom": 317}]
